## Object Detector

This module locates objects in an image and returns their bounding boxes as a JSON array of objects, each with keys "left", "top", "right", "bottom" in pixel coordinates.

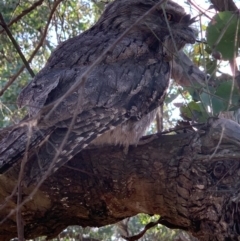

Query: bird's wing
[
  {"left": 1, "top": 29, "right": 170, "bottom": 184},
  {"left": 0, "top": 52, "right": 169, "bottom": 184},
  {"left": 28, "top": 53, "right": 170, "bottom": 184},
  {"left": 17, "top": 31, "right": 135, "bottom": 117}
]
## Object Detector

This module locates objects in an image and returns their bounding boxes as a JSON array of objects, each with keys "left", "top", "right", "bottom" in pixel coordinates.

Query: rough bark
[{"left": 0, "top": 118, "right": 240, "bottom": 240}]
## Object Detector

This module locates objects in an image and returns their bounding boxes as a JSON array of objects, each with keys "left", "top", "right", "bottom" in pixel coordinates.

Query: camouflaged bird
[{"left": 0, "top": 0, "right": 195, "bottom": 184}]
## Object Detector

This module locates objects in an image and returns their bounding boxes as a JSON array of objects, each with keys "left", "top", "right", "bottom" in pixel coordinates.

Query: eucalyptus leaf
[{"left": 206, "top": 11, "right": 240, "bottom": 60}]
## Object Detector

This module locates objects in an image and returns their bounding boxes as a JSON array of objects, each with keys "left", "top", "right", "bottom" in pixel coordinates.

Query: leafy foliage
[
  {"left": 178, "top": 10, "right": 240, "bottom": 124},
  {"left": 206, "top": 11, "right": 240, "bottom": 60}
]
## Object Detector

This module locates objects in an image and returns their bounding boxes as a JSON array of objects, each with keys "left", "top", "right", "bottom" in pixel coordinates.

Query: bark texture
[
  {"left": 0, "top": 118, "right": 240, "bottom": 240},
  {"left": 209, "top": 0, "right": 238, "bottom": 11}
]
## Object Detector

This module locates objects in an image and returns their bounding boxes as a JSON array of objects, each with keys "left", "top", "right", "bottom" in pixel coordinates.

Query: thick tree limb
[
  {"left": 209, "top": 0, "right": 238, "bottom": 11},
  {"left": 0, "top": 118, "right": 240, "bottom": 240}
]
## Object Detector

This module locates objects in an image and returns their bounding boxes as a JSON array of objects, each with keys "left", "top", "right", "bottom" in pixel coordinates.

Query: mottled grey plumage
[{"left": 0, "top": 0, "right": 195, "bottom": 184}]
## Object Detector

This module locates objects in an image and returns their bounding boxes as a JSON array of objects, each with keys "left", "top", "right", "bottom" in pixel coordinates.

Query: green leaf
[
  {"left": 206, "top": 11, "right": 240, "bottom": 60},
  {"left": 180, "top": 101, "right": 209, "bottom": 122},
  {"left": 199, "top": 87, "right": 215, "bottom": 108},
  {"left": 213, "top": 81, "right": 240, "bottom": 112}
]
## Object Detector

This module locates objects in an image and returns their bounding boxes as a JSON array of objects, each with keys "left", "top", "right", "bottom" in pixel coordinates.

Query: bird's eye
[
  {"left": 166, "top": 13, "right": 173, "bottom": 21},
  {"left": 160, "top": 11, "right": 174, "bottom": 21}
]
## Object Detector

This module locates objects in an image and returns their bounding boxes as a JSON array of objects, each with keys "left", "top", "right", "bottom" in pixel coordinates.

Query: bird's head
[{"left": 97, "top": 0, "right": 196, "bottom": 58}]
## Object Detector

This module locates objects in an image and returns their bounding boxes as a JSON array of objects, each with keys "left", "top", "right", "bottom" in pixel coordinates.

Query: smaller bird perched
[{"left": 0, "top": 0, "right": 195, "bottom": 185}]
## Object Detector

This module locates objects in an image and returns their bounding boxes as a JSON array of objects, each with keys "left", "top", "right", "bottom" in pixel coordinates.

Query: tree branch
[
  {"left": 0, "top": 118, "right": 240, "bottom": 240},
  {"left": 209, "top": 0, "right": 238, "bottom": 11},
  {"left": 0, "top": 0, "right": 45, "bottom": 35},
  {"left": 0, "top": 0, "right": 63, "bottom": 97},
  {"left": 0, "top": 13, "right": 35, "bottom": 78}
]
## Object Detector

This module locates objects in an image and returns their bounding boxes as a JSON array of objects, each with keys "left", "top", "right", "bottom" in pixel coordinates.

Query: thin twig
[
  {"left": 0, "top": 0, "right": 63, "bottom": 224},
  {"left": 187, "top": 0, "right": 212, "bottom": 20},
  {"left": 0, "top": 0, "right": 63, "bottom": 97},
  {"left": 16, "top": 125, "right": 34, "bottom": 241},
  {"left": 64, "top": 165, "right": 97, "bottom": 177},
  {"left": 211, "top": 13, "right": 237, "bottom": 51},
  {"left": 0, "top": 0, "right": 44, "bottom": 34},
  {"left": 0, "top": 13, "right": 35, "bottom": 77},
  {"left": 16, "top": 182, "right": 24, "bottom": 241}
]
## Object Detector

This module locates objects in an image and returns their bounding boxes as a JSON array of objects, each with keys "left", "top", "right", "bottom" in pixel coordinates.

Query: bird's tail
[
  {"left": 0, "top": 109, "right": 128, "bottom": 186},
  {"left": 23, "top": 114, "right": 127, "bottom": 186}
]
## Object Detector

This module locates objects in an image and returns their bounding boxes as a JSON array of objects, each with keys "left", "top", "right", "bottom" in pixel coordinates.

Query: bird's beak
[
  {"left": 186, "top": 27, "right": 197, "bottom": 44},
  {"left": 179, "top": 15, "right": 197, "bottom": 44},
  {"left": 178, "top": 27, "right": 196, "bottom": 44}
]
